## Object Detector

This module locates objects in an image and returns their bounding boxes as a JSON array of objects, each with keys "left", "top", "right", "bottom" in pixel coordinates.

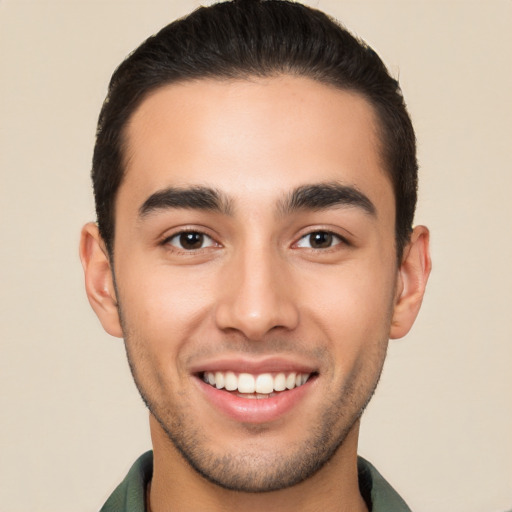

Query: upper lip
[{"left": 189, "top": 356, "right": 318, "bottom": 375}]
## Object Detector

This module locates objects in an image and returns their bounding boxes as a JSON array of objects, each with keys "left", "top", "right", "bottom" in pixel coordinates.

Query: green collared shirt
[{"left": 100, "top": 451, "right": 412, "bottom": 512}]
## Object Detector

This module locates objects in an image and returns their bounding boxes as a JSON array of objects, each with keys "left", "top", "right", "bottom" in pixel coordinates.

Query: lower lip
[{"left": 196, "top": 377, "right": 315, "bottom": 424}]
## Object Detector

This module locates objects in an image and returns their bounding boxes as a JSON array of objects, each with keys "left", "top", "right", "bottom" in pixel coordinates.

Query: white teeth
[
  {"left": 238, "top": 373, "right": 255, "bottom": 393},
  {"left": 274, "top": 373, "right": 286, "bottom": 392},
  {"left": 203, "top": 370, "right": 312, "bottom": 395},
  {"left": 286, "top": 373, "right": 296, "bottom": 389},
  {"left": 240, "top": 392, "right": 276, "bottom": 399},
  {"left": 255, "top": 373, "right": 274, "bottom": 394},
  {"left": 215, "top": 371, "right": 224, "bottom": 389},
  {"left": 224, "top": 371, "right": 237, "bottom": 391}
]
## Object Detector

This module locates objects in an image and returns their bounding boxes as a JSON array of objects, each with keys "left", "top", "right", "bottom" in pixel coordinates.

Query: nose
[{"left": 214, "top": 244, "right": 300, "bottom": 340}]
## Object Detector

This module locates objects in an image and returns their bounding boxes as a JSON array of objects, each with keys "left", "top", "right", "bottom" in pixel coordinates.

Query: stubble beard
[
  {"left": 122, "top": 332, "right": 388, "bottom": 494},
  {"left": 149, "top": 377, "right": 381, "bottom": 493}
]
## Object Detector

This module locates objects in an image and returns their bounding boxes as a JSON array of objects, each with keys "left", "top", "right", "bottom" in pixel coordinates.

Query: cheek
[
  {"left": 116, "top": 259, "right": 218, "bottom": 354},
  {"left": 298, "top": 261, "right": 396, "bottom": 357}
]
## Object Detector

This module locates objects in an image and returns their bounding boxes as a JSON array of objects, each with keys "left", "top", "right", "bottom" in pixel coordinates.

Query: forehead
[{"left": 120, "top": 75, "right": 393, "bottom": 220}]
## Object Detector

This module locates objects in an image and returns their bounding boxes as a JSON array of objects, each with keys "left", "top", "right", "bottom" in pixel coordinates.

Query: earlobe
[
  {"left": 79, "top": 222, "right": 123, "bottom": 338},
  {"left": 390, "top": 225, "right": 431, "bottom": 339}
]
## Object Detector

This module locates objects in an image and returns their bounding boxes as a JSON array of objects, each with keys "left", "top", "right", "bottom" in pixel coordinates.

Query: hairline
[{"left": 110, "top": 72, "right": 400, "bottom": 261}]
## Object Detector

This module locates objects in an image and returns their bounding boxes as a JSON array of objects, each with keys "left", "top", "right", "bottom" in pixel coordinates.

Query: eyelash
[
  {"left": 162, "top": 229, "right": 218, "bottom": 251},
  {"left": 162, "top": 228, "right": 349, "bottom": 252},
  {"left": 295, "top": 230, "right": 348, "bottom": 250}
]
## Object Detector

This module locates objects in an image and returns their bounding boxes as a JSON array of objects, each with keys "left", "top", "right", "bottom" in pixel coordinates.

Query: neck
[{"left": 148, "top": 415, "right": 368, "bottom": 512}]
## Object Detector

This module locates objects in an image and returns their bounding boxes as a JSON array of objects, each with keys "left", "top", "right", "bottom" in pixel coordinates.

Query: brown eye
[
  {"left": 168, "top": 231, "right": 215, "bottom": 250},
  {"left": 180, "top": 232, "right": 204, "bottom": 249},
  {"left": 296, "top": 231, "right": 342, "bottom": 249},
  {"left": 309, "top": 232, "right": 333, "bottom": 248}
]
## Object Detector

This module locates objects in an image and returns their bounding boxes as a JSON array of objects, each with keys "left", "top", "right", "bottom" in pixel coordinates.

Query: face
[{"left": 96, "top": 76, "right": 412, "bottom": 491}]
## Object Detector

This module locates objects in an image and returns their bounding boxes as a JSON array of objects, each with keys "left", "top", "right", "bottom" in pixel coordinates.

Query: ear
[
  {"left": 79, "top": 222, "right": 123, "bottom": 338},
  {"left": 390, "top": 225, "right": 431, "bottom": 339}
]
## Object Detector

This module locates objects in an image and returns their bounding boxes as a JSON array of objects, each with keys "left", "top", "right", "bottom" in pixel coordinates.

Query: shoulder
[
  {"left": 358, "top": 456, "right": 412, "bottom": 512},
  {"left": 100, "top": 451, "right": 153, "bottom": 512}
]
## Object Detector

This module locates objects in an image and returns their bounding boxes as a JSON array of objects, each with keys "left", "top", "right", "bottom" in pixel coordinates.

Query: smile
[
  {"left": 194, "top": 359, "right": 318, "bottom": 423},
  {"left": 201, "top": 371, "right": 312, "bottom": 398}
]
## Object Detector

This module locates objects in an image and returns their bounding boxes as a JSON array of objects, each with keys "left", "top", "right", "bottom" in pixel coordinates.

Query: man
[{"left": 80, "top": 0, "right": 431, "bottom": 510}]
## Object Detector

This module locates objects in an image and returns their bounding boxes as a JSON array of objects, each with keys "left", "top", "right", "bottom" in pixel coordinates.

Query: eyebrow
[
  {"left": 139, "top": 186, "right": 233, "bottom": 218},
  {"left": 138, "top": 182, "right": 376, "bottom": 219},
  {"left": 277, "top": 182, "right": 376, "bottom": 217}
]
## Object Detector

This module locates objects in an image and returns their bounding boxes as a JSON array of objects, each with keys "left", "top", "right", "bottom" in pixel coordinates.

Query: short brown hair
[{"left": 92, "top": 0, "right": 418, "bottom": 261}]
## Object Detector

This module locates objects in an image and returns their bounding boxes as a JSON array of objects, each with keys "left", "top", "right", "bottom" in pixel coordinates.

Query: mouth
[
  {"left": 199, "top": 370, "right": 316, "bottom": 399},
  {"left": 193, "top": 357, "right": 319, "bottom": 423}
]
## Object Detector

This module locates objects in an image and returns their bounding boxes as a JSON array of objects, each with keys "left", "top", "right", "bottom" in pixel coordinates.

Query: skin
[{"left": 80, "top": 76, "right": 431, "bottom": 512}]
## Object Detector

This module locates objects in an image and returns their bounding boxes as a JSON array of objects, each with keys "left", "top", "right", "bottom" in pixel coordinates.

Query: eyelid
[
  {"left": 293, "top": 228, "right": 351, "bottom": 249},
  {"left": 160, "top": 227, "right": 221, "bottom": 251}
]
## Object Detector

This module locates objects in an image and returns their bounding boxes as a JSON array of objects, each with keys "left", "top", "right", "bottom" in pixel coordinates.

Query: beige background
[{"left": 1, "top": 1, "right": 511, "bottom": 511}]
